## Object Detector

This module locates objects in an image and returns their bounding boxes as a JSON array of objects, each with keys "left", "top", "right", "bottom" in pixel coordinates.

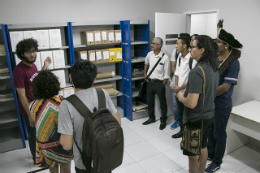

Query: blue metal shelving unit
[
  {"left": 0, "top": 24, "right": 26, "bottom": 152},
  {"left": 121, "top": 20, "right": 150, "bottom": 121},
  {"left": 4, "top": 23, "right": 74, "bottom": 149},
  {"left": 69, "top": 21, "right": 124, "bottom": 117},
  {"left": 0, "top": 20, "right": 150, "bottom": 152}
]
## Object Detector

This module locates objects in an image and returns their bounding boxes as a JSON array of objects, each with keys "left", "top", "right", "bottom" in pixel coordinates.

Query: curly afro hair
[
  {"left": 32, "top": 71, "right": 60, "bottom": 99},
  {"left": 16, "top": 38, "right": 38, "bottom": 60}
]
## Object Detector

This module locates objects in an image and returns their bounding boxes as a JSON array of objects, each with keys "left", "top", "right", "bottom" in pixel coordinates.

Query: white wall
[
  {"left": 206, "top": 13, "right": 217, "bottom": 38},
  {"left": 164, "top": 0, "right": 260, "bottom": 107},
  {"left": 190, "top": 14, "right": 207, "bottom": 36},
  {"left": 0, "top": 0, "right": 166, "bottom": 39},
  {"left": 190, "top": 13, "right": 217, "bottom": 40}
]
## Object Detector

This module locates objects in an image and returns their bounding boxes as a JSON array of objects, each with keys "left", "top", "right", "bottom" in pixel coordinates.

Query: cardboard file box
[
  {"left": 49, "top": 29, "right": 62, "bottom": 48},
  {"left": 37, "top": 30, "right": 50, "bottom": 49},
  {"left": 88, "top": 50, "right": 96, "bottom": 63},
  {"left": 40, "top": 51, "right": 54, "bottom": 69},
  {"left": 10, "top": 31, "right": 24, "bottom": 51},
  {"left": 35, "top": 52, "right": 42, "bottom": 71},
  {"left": 109, "top": 48, "right": 117, "bottom": 62},
  {"left": 23, "top": 31, "right": 37, "bottom": 40},
  {"left": 53, "top": 50, "right": 65, "bottom": 69},
  {"left": 52, "top": 70, "right": 66, "bottom": 88},
  {"left": 95, "top": 50, "right": 103, "bottom": 64},
  {"left": 115, "top": 48, "right": 122, "bottom": 62},
  {"left": 86, "top": 31, "right": 95, "bottom": 45},
  {"left": 114, "top": 30, "right": 122, "bottom": 43},
  {"left": 101, "top": 30, "right": 108, "bottom": 44},
  {"left": 63, "top": 87, "right": 75, "bottom": 98},
  {"left": 75, "top": 51, "right": 88, "bottom": 61},
  {"left": 94, "top": 31, "right": 102, "bottom": 44},
  {"left": 102, "top": 49, "right": 110, "bottom": 63},
  {"left": 107, "top": 30, "right": 115, "bottom": 44}
]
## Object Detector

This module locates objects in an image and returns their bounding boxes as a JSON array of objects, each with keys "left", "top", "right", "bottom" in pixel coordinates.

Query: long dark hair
[{"left": 195, "top": 35, "right": 218, "bottom": 72}]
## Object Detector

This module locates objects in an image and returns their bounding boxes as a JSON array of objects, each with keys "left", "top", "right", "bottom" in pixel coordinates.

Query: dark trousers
[
  {"left": 147, "top": 80, "right": 167, "bottom": 122},
  {"left": 75, "top": 167, "right": 111, "bottom": 173},
  {"left": 176, "top": 97, "right": 184, "bottom": 131},
  {"left": 23, "top": 116, "right": 36, "bottom": 162},
  {"left": 207, "top": 106, "right": 232, "bottom": 165}
]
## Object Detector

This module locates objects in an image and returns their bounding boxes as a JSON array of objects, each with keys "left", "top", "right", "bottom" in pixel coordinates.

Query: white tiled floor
[{"left": 1, "top": 116, "right": 260, "bottom": 173}]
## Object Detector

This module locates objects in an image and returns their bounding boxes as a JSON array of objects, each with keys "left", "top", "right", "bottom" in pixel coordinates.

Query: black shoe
[
  {"left": 172, "top": 131, "right": 182, "bottom": 138},
  {"left": 143, "top": 118, "right": 156, "bottom": 125},
  {"left": 159, "top": 122, "right": 166, "bottom": 130}
]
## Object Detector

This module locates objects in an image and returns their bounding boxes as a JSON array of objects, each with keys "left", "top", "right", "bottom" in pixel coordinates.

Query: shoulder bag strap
[
  {"left": 198, "top": 66, "right": 206, "bottom": 157},
  {"left": 146, "top": 53, "right": 165, "bottom": 80},
  {"left": 96, "top": 88, "right": 106, "bottom": 109}
]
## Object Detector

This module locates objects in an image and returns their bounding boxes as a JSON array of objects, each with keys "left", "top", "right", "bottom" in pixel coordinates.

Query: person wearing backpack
[
  {"left": 171, "top": 35, "right": 197, "bottom": 138},
  {"left": 58, "top": 59, "right": 121, "bottom": 173}
]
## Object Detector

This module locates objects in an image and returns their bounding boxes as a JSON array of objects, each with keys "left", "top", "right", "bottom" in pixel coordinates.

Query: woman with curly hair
[
  {"left": 176, "top": 35, "right": 219, "bottom": 173},
  {"left": 30, "top": 70, "right": 73, "bottom": 173}
]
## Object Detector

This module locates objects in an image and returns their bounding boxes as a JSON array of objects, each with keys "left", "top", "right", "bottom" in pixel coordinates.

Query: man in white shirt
[
  {"left": 142, "top": 37, "right": 170, "bottom": 130},
  {"left": 172, "top": 36, "right": 197, "bottom": 138}
]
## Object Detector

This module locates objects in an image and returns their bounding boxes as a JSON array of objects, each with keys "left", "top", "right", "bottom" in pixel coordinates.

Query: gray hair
[{"left": 153, "top": 37, "right": 163, "bottom": 48}]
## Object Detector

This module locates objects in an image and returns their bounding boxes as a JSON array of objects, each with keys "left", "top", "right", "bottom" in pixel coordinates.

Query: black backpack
[
  {"left": 66, "top": 88, "right": 124, "bottom": 173},
  {"left": 177, "top": 52, "right": 193, "bottom": 70}
]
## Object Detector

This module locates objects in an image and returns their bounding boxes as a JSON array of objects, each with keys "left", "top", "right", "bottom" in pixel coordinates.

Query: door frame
[{"left": 184, "top": 9, "right": 219, "bottom": 34}]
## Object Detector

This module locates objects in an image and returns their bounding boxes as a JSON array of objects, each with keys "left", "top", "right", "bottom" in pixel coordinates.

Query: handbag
[
  {"left": 138, "top": 53, "right": 165, "bottom": 97},
  {"left": 180, "top": 66, "right": 206, "bottom": 159}
]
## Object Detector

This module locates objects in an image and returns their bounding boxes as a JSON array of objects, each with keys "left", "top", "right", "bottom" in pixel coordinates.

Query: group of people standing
[
  {"left": 11, "top": 19, "right": 243, "bottom": 173},
  {"left": 142, "top": 20, "right": 243, "bottom": 173}
]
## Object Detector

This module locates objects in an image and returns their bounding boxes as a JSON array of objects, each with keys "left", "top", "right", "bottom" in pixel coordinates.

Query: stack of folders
[
  {"left": 0, "top": 44, "right": 6, "bottom": 54},
  {"left": 0, "top": 67, "right": 9, "bottom": 76},
  {"left": 0, "top": 89, "right": 13, "bottom": 99},
  {"left": 132, "top": 101, "right": 148, "bottom": 112}
]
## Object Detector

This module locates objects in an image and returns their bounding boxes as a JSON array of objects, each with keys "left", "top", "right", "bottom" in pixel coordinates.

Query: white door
[{"left": 154, "top": 12, "right": 187, "bottom": 120}]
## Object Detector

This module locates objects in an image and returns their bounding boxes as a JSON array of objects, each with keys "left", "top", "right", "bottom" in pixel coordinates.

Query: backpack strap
[
  {"left": 66, "top": 95, "right": 92, "bottom": 119},
  {"left": 96, "top": 88, "right": 106, "bottom": 109},
  {"left": 189, "top": 58, "right": 193, "bottom": 70},
  {"left": 66, "top": 95, "right": 93, "bottom": 154}
]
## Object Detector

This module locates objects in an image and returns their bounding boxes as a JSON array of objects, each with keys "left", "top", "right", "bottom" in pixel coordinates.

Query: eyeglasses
[
  {"left": 190, "top": 46, "right": 198, "bottom": 49},
  {"left": 215, "top": 39, "right": 223, "bottom": 44},
  {"left": 151, "top": 42, "right": 159, "bottom": 45},
  {"left": 25, "top": 51, "right": 37, "bottom": 55}
]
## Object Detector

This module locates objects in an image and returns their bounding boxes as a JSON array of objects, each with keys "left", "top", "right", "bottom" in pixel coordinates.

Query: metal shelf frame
[
  {"left": 0, "top": 24, "right": 26, "bottom": 150},
  {"left": 121, "top": 20, "right": 150, "bottom": 121}
]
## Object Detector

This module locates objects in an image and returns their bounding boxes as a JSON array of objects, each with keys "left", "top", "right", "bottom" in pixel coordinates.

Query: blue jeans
[
  {"left": 172, "top": 92, "right": 179, "bottom": 122},
  {"left": 207, "top": 106, "right": 232, "bottom": 165}
]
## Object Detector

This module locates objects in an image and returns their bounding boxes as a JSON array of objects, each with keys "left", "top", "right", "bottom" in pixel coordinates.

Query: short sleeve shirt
[
  {"left": 175, "top": 53, "right": 197, "bottom": 87},
  {"left": 215, "top": 59, "right": 240, "bottom": 108},
  {"left": 145, "top": 51, "right": 170, "bottom": 80},
  {"left": 13, "top": 62, "right": 38, "bottom": 116},
  {"left": 58, "top": 88, "right": 117, "bottom": 170},
  {"left": 183, "top": 62, "right": 219, "bottom": 124},
  {"left": 171, "top": 48, "right": 178, "bottom": 62}
]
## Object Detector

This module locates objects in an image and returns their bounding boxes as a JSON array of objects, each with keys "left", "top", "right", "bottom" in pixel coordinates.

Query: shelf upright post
[
  {"left": 1, "top": 24, "right": 26, "bottom": 148},
  {"left": 120, "top": 20, "right": 133, "bottom": 121},
  {"left": 4, "top": 25, "right": 15, "bottom": 70},
  {"left": 67, "top": 22, "right": 75, "bottom": 65}
]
